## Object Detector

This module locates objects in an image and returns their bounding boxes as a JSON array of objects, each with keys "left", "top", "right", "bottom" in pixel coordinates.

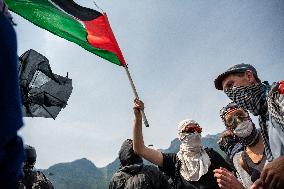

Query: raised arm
[{"left": 132, "top": 99, "right": 164, "bottom": 167}]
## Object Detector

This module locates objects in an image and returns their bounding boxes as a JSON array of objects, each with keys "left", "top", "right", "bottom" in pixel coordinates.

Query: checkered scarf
[
  {"left": 267, "top": 82, "right": 284, "bottom": 131},
  {"left": 224, "top": 83, "right": 267, "bottom": 116},
  {"left": 259, "top": 114, "right": 274, "bottom": 162}
]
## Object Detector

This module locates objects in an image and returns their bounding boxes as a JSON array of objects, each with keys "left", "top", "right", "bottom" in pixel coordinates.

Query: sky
[{"left": 13, "top": 0, "right": 284, "bottom": 169}]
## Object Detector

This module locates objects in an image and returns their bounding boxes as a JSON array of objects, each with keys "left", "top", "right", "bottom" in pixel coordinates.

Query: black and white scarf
[
  {"left": 224, "top": 83, "right": 268, "bottom": 116},
  {"left": 224, "top": 82, "right": 274, "bottom": 161},
  {"left": 267, "top": 82, "right": 284, "bottom": 131}
]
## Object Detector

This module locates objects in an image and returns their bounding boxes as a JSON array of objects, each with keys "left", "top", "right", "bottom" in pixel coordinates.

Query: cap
[{"left": 214, "top": 63, "right": 260, "bottom": 90}]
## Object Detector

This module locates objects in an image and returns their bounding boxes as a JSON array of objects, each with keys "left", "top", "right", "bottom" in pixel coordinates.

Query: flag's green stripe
[{"left": 6, "top": 0, "right": 121, "bottom": 65}]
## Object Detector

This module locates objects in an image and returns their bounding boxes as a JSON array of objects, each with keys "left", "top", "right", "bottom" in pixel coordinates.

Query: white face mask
[
  {"left": 233, "top": 120, "right": 254, "bottom": 138},
  {"left": 180, "top": 132, "right": 201, "bottom": 149}
]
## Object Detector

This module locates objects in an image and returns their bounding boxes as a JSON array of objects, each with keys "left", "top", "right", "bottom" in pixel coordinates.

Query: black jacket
[
  {"left": 109, "top": 163, "right": 172, "bottom": 189},
  {"left": 109, "top": 139, "right": 172, "bottom": 189}
]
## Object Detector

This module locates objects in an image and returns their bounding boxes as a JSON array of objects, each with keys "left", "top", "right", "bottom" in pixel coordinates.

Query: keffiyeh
[{"left": 224, "top": 83, "right": 267, "bottom": 116}]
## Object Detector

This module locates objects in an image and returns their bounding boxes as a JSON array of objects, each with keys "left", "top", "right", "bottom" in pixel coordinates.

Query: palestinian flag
[{"left": 6, "top": 0, "right": 126, "bottom": 66}]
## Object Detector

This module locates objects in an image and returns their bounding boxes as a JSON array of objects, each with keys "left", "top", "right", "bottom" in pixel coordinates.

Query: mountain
[
  {"left": 43, "top": 158, "right": 107, "bottom": 189},
  {"left": 43, "top": 133, "right": 226, "bottom": 189}
]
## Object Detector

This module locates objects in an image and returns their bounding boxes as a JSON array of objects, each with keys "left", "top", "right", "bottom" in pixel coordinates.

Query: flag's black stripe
[{"left": 51, "top": 0, "right": 102, "bottom": 21}]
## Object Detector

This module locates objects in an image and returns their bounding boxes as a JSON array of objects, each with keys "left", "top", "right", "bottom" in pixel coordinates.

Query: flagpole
[{"left": 124, "top": 65, "right": 149, "bottom": 127}]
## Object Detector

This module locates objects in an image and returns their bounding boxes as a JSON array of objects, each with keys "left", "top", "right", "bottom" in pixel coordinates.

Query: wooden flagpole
[
  {"left": 124, "top": 65, "right": 149, "bottom": 127},
  {"left": 91, "top": 1, "right": 149, "bottom": 126}
]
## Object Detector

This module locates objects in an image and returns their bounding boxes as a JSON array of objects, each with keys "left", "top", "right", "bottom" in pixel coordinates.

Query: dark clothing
[
  {"left": 227, "top": 143, "right": 244, "bottom": 163},
  {"left": 0, "top": 11, "right": 24, "bottom": 188},
  {"left": 19, "top": 170, "right": 54, "bottom": 189},
  {"left": 109, "top": 164, "right": 172, "bottom": 189},
  {"left": 119, "top": 139, "right": 143, "bottom": 167},
  {"left": 218, "top": 134, "right": 244, "bottom": 164},
  {"left": 241, "top": 151, "right": 266, "bottom": 182},
  {"left": 160, "top": 148, "right": 233, "bottom": 189},
  {"left": 110, "top": 139, "right": 171, "bottom": 189}
]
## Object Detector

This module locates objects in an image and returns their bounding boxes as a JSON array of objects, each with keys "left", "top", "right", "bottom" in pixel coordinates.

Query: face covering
[
  {"left": 233, "top": 120, "right": 259, "bottom": 146},
  {"left": 177, "top": 119, "right": 211, "bottom": 181},
  {"left": 233, "top": 120, "right": 253, "bottom": 138},
  {"left": 224, "top": 83, "right": 267, "bottom": 116},
  {"left": 179, "top": 133, "right": 202, "bottom": 149}
]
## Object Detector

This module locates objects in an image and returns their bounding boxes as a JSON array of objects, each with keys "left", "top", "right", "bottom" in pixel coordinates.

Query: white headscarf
[{"left": 177, "top": 119, "right": 211, "bottom": 181}]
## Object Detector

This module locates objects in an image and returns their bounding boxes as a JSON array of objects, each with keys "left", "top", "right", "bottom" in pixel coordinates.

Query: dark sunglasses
[{"left": 182, "top": 126, "right": 202, "bottom": 133}]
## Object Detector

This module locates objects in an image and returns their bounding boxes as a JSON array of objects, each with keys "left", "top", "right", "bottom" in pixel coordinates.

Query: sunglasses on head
[
  {"left": 224, "top": 109, "right": 249, "bottom": 129},
  {"left": 182, "top": 125, "right": 202, "bottom": 133}
]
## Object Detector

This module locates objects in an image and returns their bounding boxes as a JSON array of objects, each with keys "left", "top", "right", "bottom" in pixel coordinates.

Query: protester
[
  {"left": 215, "top": 103, "right": 266, "bottom": 189},
  {"left": 132, "top": 99, "right": 233, "bottom": 189},
  {"left": 0, "top": 1, "right": 24, "bottom": 188},
  {"left": 214, "top": 63, "right": 284, "bottom": 189},
  {"left": 18, "top": 145, "right": 54, "bottom": 189},
  {"left": 109, "top": 139, "right": 172, "bottom": 189}
]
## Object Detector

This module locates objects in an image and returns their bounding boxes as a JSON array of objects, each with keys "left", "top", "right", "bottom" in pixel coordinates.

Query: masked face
[
  {"left": 233, "top": 120, "right": 254, "bottom": 137},
  {"left": 224, "top": 83, "right": 267, "bottom": 116},
  {"left": 224, "top": 108, "right": 249, "bottom": 128},
  {"left": 178, "top": 119, "right": 202, "bottom": 149},
  {"left": 179, "top": 132, "right": 202, "bottom": 148},
  {"left": 232, "top": 120, "right": 259, "bottom": 146}
]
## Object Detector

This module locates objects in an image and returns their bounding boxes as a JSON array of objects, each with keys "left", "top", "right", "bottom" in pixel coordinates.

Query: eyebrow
[{"left": 224, "top": 80, "right": 234, "bottom": 89}]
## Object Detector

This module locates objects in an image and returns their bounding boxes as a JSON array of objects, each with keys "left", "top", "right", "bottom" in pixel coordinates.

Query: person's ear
[{"left": 245, "top": 70, "right": 255, "bottom": 84}]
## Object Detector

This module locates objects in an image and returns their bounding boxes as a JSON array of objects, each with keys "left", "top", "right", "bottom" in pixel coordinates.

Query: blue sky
[{"left": 14, "top": 0, "right": 284, "bottom": 168}]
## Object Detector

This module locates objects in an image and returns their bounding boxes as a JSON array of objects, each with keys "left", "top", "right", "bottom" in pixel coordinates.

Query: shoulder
[
  {"left": 34, "top": 171, "right": 48, "bottom": 180},
  {"left": 159, "top": 153, "right": 178, "bottom": 177},
  {"left": 268, "top": 81, "right": 284, "bottom": 113},
  {"left": 109, "top": 170, "right": 129, "bottom": 188},
  {"left": 143, "top": 164, "right": 159, "bottom": 171},
  {"left": 205, "top": 148, "right": 235, "bottom": 170},
  {"left": 111, "top": 170, "right": 129, "bottom": 180},
  {"left": 32, "top": 171, "right": 54, "bottom": 188},
  {"left": 142, "top": 165, "right": 166, "bottom": 179},
  {"left": 269, "top": 81, "right": 284, "bottom": 95},
  {"left": 110, "top": 170, "right": 127, "bottom": 187},
  {"left": 233, "top": 151, "right": 247, "bottom": 174},
  {"left": 204, "top": 147, "right": 221, "bottom": 158},
  {"left": 161, "top": 152, "right": 177, "bottom": 163},
  {"left": 232, "top": 151, "right": 243, "bottom": 165}
]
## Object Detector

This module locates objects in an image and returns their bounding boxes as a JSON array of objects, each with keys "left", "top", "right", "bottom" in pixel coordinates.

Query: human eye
[{"left": 226, "top": 82, "right": 234, "bottom": 89}]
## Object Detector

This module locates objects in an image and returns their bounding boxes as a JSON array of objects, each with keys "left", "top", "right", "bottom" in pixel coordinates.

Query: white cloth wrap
[{"left": 177, "top": 119, "right": 211, "bottom": 181}]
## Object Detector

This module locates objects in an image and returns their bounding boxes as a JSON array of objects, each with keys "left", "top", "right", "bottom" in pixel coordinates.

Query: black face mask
[{"left": 224, "top": 83, "right": 267, "bottom": 116}]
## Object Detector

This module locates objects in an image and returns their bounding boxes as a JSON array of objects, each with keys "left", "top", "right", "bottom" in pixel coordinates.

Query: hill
[{"left": 43, "top": 134, "right": 225, "bottom": 189}]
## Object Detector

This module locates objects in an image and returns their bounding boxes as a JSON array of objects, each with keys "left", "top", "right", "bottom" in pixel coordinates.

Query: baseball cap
[{"left": 214, "top": 63, "right": 260, "bottom": 90}]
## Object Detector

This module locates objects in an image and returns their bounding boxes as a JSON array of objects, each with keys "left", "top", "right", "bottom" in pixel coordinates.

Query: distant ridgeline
[{"left": 43, "top": 134, "right": 225, "bottom": 189}]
